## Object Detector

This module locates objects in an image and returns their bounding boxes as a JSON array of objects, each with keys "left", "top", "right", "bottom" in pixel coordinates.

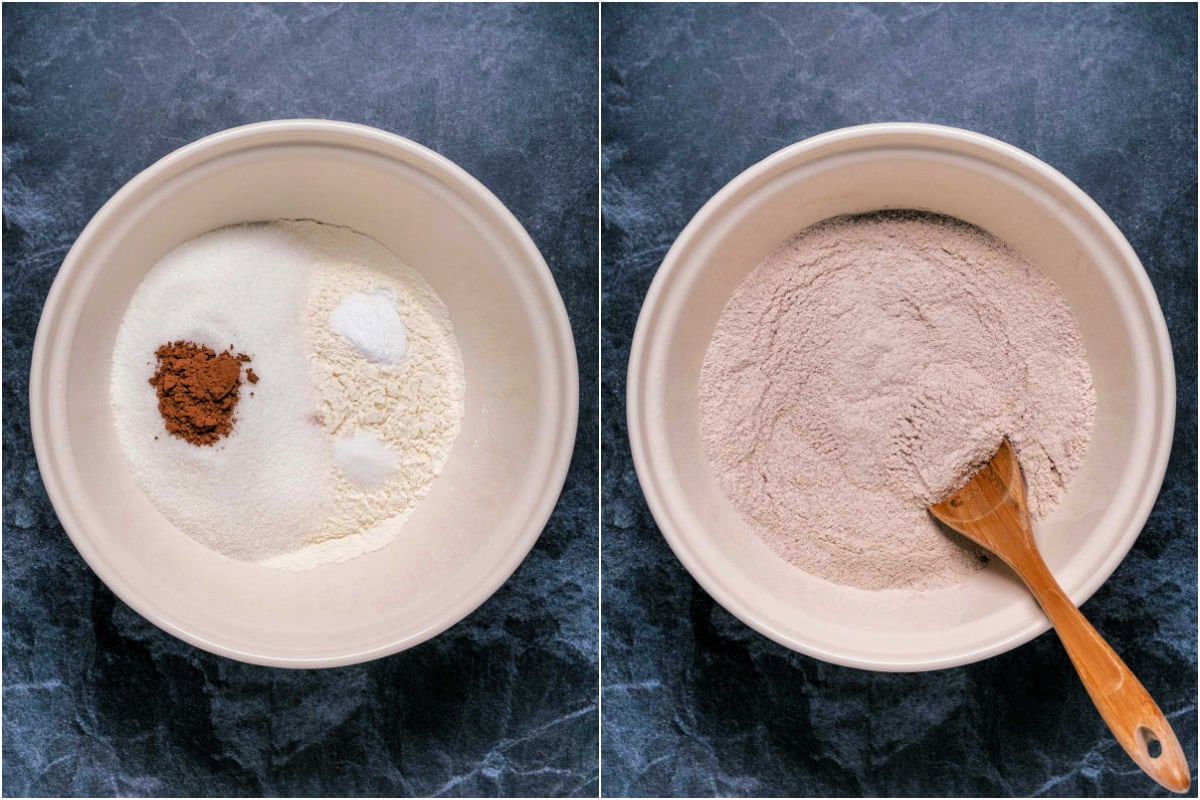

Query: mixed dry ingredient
[
  {"left": 699, "top": 212, "right": 1096, "bottom": 591},
  {"left": 111, "top": 221, "right": 464, "bottom": 571}
]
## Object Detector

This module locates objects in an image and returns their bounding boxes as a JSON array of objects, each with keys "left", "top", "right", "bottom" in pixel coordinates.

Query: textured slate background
[
  {"left": 602, "top": 4, "right": 1197, "bottom": 797},
  {"left": 3, "top": 4, "right": 597, "bottom": 797}
]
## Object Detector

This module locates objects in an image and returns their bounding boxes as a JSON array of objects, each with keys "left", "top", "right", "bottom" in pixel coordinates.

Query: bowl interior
[
  {"left": 35, "top": 124, "right": 576, "bottom": 665},
  {"left": 631, "top": 126, "right": 1172, "bottom": 670}
]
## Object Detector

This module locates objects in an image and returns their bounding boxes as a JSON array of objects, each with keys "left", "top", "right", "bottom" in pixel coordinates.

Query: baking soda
[
  {"left": 330, "top": 290, "right": 408, "bottom": 365},
  {"left": 699, "top": 212, "right": 1096, "bottom": 591}
]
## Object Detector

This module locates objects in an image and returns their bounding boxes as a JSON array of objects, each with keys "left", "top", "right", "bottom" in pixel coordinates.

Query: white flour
[
  {"left": 260, "top": 223, "right": 465, "bottom": 571},
  {"left": 699, "top": 212, "right": 1096, "bottom": 591},
  {"left": 112, "top": 221, "right": 464, "bottom": 571}
]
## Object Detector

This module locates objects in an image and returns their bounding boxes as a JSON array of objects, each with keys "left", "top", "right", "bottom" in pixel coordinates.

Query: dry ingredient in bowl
[
  {"left": 148, "top": 341, "right": 253, "bottom": 445},
  {"left": 261, "top": 225, "right": 465, "bottom": 570},
  {"left": 699, "top": 211, "right": 1096, "bottom": 591},
  {"left": 329, "top": 289, "right": 408, "bottom": 365},
  {"left": 111, "top": 220, "right": 464, "bottom": 570}
]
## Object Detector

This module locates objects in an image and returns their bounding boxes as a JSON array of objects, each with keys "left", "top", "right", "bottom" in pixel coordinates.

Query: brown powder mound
[{"left": 149, "top": 341, "right": 255, "bottom": 446}]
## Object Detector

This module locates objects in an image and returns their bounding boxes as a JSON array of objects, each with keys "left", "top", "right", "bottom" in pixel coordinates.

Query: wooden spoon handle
[{"left": 1017, "top": 553, "right": 1191, "bottom": 793}]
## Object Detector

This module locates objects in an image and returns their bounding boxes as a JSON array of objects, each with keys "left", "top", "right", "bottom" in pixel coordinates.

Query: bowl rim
[
  {"left": 30, "top": 119, "right": 580, "bottom": 668},
  {"left": 626, "top": 121, "right": 1176, "bottom": 672}
]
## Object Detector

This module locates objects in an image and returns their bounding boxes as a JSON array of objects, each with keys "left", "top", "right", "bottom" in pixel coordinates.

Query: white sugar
[{"left": 111, "top": 224, "right": 334, "bottom": 562}]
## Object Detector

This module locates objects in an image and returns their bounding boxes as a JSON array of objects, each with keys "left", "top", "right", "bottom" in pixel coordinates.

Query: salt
[{"left": 329, "top": 290, "right": 408, "bottom": 364}]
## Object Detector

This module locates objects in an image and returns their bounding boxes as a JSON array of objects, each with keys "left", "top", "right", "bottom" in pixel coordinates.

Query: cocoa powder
[{"left": 149, "top": 341, "right": 254, "bottom": 445}]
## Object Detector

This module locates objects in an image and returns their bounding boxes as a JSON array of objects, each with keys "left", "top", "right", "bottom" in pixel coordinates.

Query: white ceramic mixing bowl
[
  {"left": 627, "top": 123, "right": 1174, "bottom": 671},
  {"left": 31, "top": 120, "right": 578, "bottom": 667}
]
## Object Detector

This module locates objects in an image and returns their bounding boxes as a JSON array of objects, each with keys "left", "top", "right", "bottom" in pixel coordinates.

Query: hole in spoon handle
[
  {"left": 1138, "top": 727, "right": 1162, "bottom": 759},
  {"left": 1132, "top": 724, "right": 1161, "bottom": 762},
  {"left": 1126, "top": 715, "right": 1190, "bottom": 792}
]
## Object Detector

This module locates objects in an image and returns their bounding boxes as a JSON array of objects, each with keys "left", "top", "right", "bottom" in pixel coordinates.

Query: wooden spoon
[{"left": 929, "top": 438, "right": 1191, "bottom": 793}]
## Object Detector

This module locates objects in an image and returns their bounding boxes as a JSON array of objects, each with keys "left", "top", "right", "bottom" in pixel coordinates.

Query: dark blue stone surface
[
  {"left": 3, "top": 4, "right": 597, "bottom": 796},
  {"left": 602, "top": 4, "right": 1196, "bottom": 797}
]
